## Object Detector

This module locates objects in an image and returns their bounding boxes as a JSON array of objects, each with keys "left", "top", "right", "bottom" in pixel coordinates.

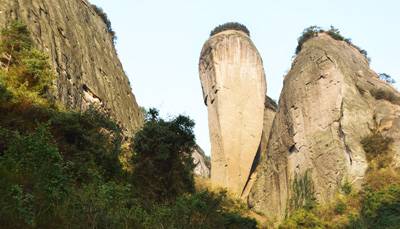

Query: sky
[{"left": 90, "top": 0, "right": 400, "bottom": 155}]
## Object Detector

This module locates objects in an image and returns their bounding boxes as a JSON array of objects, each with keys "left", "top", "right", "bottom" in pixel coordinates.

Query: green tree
[{"left": 132, "top": 108, "right": 196, "bottom": 203}]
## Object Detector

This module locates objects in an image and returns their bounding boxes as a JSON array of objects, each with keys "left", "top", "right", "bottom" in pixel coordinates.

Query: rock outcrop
[
  {"left": 248, "top": 33, "right": 400, "bottom": 222},
  {"left": 192, "top": 145, "right": 211, "bottom": 178},
  {"left": 0, "top": 0, "right": 142, "bottom": 135},
  {"left": 199, "top": 29, "right": 266, "bottom": 195}
]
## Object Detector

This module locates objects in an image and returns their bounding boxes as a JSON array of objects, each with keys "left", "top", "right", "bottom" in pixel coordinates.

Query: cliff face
[
  {"left": 199, "top": 30, "right": 266, "bottom": 195},
  {"left": 0, "top": 0, "right": 142, "bottom": 135},
  {"left": 192, "top": 145, "right": 211, "bottom": 178},
  {"left": 248, "top": 33, "right": 400, "bottom": 221}
]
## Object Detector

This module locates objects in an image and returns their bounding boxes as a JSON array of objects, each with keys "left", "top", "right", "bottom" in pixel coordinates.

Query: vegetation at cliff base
[
  {"left": 210, "top": 22, "right": 250, "bottom": 37},
  {"left": 0, "top": 21, "right": 256, "bottom": 228},
  {"left": 295, "top": 25, "right": 370, "bottom": 63},
  {"left": 280, "top": 130, "right": 400, "bottom": 228}
]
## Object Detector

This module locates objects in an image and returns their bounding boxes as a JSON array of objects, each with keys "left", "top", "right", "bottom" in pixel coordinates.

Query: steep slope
[
  {"left": 0, "top": 0, "right": 141, "bottom": 135},
  {"left": 248, "top": 33, "right": 400, "bottom": 221},
  {"left": 199, "top": 29, "right": 266, "bottom": 195}
]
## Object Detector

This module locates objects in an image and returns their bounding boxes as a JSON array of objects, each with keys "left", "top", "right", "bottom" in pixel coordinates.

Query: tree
[{"left": 132, "top": 108, "right": 196, "bottom": 203}]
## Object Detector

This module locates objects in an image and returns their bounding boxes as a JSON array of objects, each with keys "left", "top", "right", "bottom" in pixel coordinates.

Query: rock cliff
[
  {"left": 199, "top": 29, "right": 266, "bottom": 195},
  {"left": 192, "top": 145, "right": 211, "bottom": 178},
  {"left": 248, "top": 33, "right": 400, "bottom": 221},
  {"left": 0, "top": 0, "right": 142, "bottom": 135}
]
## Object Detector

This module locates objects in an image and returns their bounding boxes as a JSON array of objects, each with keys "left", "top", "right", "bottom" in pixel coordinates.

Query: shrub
[
  {"left": 370, "top": 88, "right": 400, "bottom": 105},
  {"left": 153, "top": 190, "right": 257, "bottom": 229},
  {"left": 295, "top": 26, "right": 322, "bottom": 54},
  {"left": 210, "top": 22, "right": 250, "bottom": 37},
  {"left": 0, "top": 20, "right": 55, "bottom": 106},
  {"left": 361, "top": 132, "right": 393, "bottom": 162},
  {"left": 295, "top": 25, "right": 370, "bottom": 62},
  {"left": 335, "top": 200, "right": 347, "bottom": 214},
  {"left": 289, "top": 169, "right": 317, "bottom": 212},
  {"left": 360, "top": 185, "right": 400, "bottom": 228},
  {"left": 91, "top": 4, "right": 116, "bottom": 44},
  {"left": 379, "top": 73, "right": 396, "bottom": 84},
  {"left": 342, "top": 179, "right": 353, "bottom": 195},
  {"left": 279, "top": 209, "right": 326, "bottom": 229}
]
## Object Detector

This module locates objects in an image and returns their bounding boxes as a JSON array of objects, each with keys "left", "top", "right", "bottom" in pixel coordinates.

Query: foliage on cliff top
[
  {"left": 210, "top": 22, "right": 250, "bottom": 37},
  {"left": 295, "top": 25, "right": 370, "bottom": 63},
  {"left": 91, "top": 4, "right": 117, "bottom": 44}
]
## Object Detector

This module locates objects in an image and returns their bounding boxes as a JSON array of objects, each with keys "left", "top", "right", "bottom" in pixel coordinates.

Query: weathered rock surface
[
  {"left": 248, "top": 33, "right": 400, "bottom": 222},
  {"left": 242, "top": 96, "right": 277, "bottom": 198},
  {"left": 199, "top": 30, "right": 266, "bottom": 195},
  {"left": 0, "top": 0, "right": 142, "bottom": 135},
  {"left": 192, "top": 145, "right": 211, "bottom": 178}
]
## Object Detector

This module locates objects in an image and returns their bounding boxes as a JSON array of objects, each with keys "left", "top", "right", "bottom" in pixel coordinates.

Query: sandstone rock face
[
  {"left": 0, "top": 0, "right": 142, "bottom": 135},
  {"left": 248, "top": 33, "right": 400, "bottom": 222},
  {"left": 199, "top": 30, "right": 266, "bottom": 195},
  {"left": 192, "top": 145, "right": 211, "bottom": 178},
  {"left": 241, "top": 96, "right": 277, "bottom": 198}
]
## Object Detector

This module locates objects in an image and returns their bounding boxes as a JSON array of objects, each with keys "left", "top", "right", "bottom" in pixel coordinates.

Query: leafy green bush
[{"left": 210, "top": 22, "right": 250, "bottom": 37}]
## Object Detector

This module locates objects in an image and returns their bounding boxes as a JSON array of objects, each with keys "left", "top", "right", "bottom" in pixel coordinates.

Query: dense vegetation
[
  {"left": 91, "top": 4, "right": 117, "bottom": 44},
  {"left": 210, "top": 22, "right": 250, "bottom": 37},
  {"left": 0, "top": 21, "right": 256, "bottom": 228},
  {"left": 295, "top": 26, "right": 370, "bottom": 63}
]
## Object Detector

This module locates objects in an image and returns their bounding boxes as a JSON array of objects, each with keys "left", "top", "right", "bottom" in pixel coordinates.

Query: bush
[
  {"left": 342, "top": 180, "right": 353, "bottom": 195},
  {"left": 361, "top": 132, "right": 393, "bottom": 162},
  {"left": 279, "top": 209, "right": 326, "bottom": 229},
  {"left": 359, "top": 185, "right": 400, "bottom": 228},
  {"left": 370, "top": 88, "right": 400, "bottom": 105},
  {"left": 379, "top": 73, "right": 396, "bottom": 84},
  {"left": 210, "top": 22, "right": 250, "bottom": 37},
  {"left": 289, "top": 169, "right": 317, "bottom": 212}
]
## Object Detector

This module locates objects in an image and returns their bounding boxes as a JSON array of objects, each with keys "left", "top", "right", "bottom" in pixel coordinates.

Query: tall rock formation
[
  {"left": 248, "top": 33, "right": 400, "bottom": 222},
  {"left": 199, "top": 28, "right": 266, "bottom": 195},
  {"left": 0, "top": 0, "right": 142, "bottom": 135}
]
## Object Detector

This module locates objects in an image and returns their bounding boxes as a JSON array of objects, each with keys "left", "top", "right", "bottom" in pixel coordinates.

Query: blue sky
[{"left": 90, "top": 0, "right": 400, "bottom": 155}]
